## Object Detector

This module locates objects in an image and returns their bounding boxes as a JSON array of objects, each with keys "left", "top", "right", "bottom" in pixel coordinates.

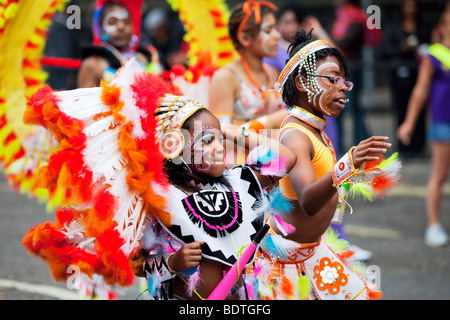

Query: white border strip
[{"left": 0, "top": 278, "right": 78, "bottom": 300}]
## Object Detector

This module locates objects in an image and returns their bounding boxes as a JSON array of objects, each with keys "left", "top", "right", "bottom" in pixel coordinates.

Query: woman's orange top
[{"left": 278, "top": 121, "right": 335, "bottom": 200}]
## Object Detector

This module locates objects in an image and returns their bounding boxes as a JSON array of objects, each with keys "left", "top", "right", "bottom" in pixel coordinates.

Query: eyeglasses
[{"left": 307, "top": 74, "right": 354, "bottom": 91}]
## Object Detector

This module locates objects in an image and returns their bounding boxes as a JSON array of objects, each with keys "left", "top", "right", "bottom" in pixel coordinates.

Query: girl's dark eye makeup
[
  {"left": 202, "top": 133, "right": 214, "bottom": 144},
  {"left": 191, "top": 129, "right": 222, "bottom": 148}
]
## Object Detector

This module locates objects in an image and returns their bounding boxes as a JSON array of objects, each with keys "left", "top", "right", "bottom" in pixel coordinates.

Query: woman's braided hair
[{"left": 282, "top": 29, "right": 350, "bottom": 106}]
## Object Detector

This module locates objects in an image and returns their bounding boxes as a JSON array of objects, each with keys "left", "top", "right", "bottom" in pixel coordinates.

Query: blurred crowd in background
[{"left": 43, "top": 0, "right": 444, "bottom": 156}]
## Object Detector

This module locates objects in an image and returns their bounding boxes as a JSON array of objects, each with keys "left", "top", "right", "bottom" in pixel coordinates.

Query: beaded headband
[
  {"left": 155, "top": 94, "right": 206, "bottom": 159},
  {"left": 274, "top": 40, "right": 332, "bottom": 97}
]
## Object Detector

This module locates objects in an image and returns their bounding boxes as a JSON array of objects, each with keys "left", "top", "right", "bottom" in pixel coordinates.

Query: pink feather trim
[
  {"left": 273, "top": 214, "right": 296, "bottom": 236},
  {"left": 261, "top": 157, "right": 288, "bottom": 177},
  {"left": 186, "top": 268, "right": 202, "bottom": 297}
]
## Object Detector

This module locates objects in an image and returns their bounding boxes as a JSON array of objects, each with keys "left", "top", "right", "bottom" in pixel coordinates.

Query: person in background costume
[
  {"left": 383, "top": 0, "right": 431, "bottom": 158},
  {"left": 397, "top": 10, "right": 450, "bottom": 248},
  {"left": 141, "top": 7, "right": 189, "bottom": 71},
  {"left": 208, "top": 1, "right": 288, "bottom": 135},
  {"left": 263, "top": 1, "right": 308, "bottom": 75},
  {"left": 251, "top": 29, "right": 400, "bottom": 300},
  {"left": 77, "top": 0, "right": 155, "bottom": 88},
  {"left": 136, "top": 95, "right": 297, "bottom": 300}
]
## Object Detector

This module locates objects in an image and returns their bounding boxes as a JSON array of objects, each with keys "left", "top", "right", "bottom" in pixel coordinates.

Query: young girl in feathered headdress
[
  {"left": 21, "top": 57, "right": 296, "bottom": 300},
  {"left": 138, "top": 92, "right": 297, "bottom": 300}
]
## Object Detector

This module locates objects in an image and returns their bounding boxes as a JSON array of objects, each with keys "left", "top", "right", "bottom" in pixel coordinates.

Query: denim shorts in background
[{"left": 429, "top": 122, "right": 450, "bottom": 142}]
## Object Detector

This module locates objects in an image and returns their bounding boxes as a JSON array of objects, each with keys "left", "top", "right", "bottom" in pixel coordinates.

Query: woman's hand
[
  {"left": 351, "top": 136, "right": 392, "bottom": 169},
  {"left": 397, "top": 122, "right": 414, "bottom": 146},
  {"left": 168, "top": 241, "right": 204, "bottom": 272}
]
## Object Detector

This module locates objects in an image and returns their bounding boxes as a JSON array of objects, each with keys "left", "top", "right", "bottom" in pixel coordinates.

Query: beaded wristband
[{"left": 331, "top": 146, "right": 357, "bottom": 188}]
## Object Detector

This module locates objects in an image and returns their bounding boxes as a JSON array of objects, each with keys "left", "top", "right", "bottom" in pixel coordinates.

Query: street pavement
[{"left": 0, "top": 156, "right": 449, "bottom": 300}]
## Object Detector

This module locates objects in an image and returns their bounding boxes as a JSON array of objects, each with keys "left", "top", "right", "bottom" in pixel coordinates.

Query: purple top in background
[
  {"left": 429, "top": 54, "right": 450, "bottom": 124},
  {"left": 263, "top": 44, "right": 289, "bottom": 74}
]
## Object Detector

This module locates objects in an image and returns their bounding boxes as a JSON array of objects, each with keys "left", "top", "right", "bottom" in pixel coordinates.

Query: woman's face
[
  {"left": 102, "top": 5, "right": 133, "bottom": 49},
  {"left": 442, "top": 12, "right": 450, "bottom": 36},
  {"left": 248, "top": 13, "right": 281, "bottom": 57},
  {"left": 182, "top": 111, "right": 225, "bottom": 178},
  {"left": 307, "top": 55, "right": 350, "bottom": 117},
  {"left": 277, "top": 10, "right": 301, "bottom": 42}
]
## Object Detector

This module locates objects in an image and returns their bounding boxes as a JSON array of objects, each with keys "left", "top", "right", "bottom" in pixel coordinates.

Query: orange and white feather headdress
[{"left": 21, "top": 59, "right": 200, "bottom": 287}]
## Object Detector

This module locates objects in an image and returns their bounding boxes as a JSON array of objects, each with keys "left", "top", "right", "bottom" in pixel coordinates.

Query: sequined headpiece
[
  {"left": 275, "top": 40, "right": 332, "bottom": 101},
  {"left": 155, "top": 95, "right": 206, "bottom": 159}
]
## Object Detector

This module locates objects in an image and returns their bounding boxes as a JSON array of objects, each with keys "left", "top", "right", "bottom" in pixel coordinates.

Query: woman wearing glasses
[{"left": 253, "top": 29, "right": 388, "bottom": 299}]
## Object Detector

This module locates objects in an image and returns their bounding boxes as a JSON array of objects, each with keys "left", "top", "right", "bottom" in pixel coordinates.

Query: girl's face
[
  {"left": 250, "top": 13, "right": 281, "bottom": 57},
  {"left": 182, "top": 111, "right": 225, "bottom": 178},
  {"left": 102, "top": 5, "right": 133, "bottom": 49},
  {"left": 308, "top": 56, "right": 350, "bottom": 117}
]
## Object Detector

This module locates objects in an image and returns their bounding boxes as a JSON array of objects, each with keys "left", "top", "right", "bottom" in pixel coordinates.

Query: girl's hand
[
  {"left": 168, "top": 241, "right": 204, "bottom": 272},
  {"left": 351, "top": 136, "right": 392, "bottom": 169}
]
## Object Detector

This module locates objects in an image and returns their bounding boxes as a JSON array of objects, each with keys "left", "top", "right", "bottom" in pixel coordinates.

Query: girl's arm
[
  {"left": 167, "top": 241, "right": 204, "bottom": 272},
  {"left": 283, "top": 130, "right": 391, "bottom": 216},
  {"left": 222, "top": 124, "right": 297, "bottom": 188}
]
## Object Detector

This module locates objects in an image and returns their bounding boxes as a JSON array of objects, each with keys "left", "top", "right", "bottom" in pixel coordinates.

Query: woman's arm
[
  {"left": 208, "top": 67, "right": 238, "bottom": 123},
  {"left": 397, "top": 56, "right": 434, "bottom": 145},
  {"left": 77, "top": 56, "right": 104, "bottom": 88}
]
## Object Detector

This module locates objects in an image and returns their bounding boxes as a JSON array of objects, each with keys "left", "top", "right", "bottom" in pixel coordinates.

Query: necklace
[
  {"left": 240, "top": 55, "right": 282, "bottom": 114},
  {"left": 288, "top": 105, "right": 327, "bottom": 131},
  {"left": 240, "top": 55, "right": 274, "bottom": 92},
  {"left": 288, "top": 105, "right": 336, "bottom": 160}
]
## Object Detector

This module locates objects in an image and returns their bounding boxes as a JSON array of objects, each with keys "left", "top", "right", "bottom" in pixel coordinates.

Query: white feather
[
  {"left": 261, "top": 233, "right": 298, "bottom": 260},
  {"left": 63, "top": 219, "right": 85, "bottom": 244},
  {"left": 85, "top": 136, "right": 126, "bottom": 181},
  {"left": 56, "top": 88, "right": 104, "bottom": 120},
  {"left": 84, "top": 127, "right": 120, "bottom": 159},
  {"left": 119, "top": 196, "right": 145, "bottom": 255},
  {"left": 83, "top": 116, "right": 115, "bottom": 138},
  {"left": 107, "top": 168, "right": 146, "bottom": 255},
  {"left": 110, "top": 59, "right": 146, "bottom": 139}
]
